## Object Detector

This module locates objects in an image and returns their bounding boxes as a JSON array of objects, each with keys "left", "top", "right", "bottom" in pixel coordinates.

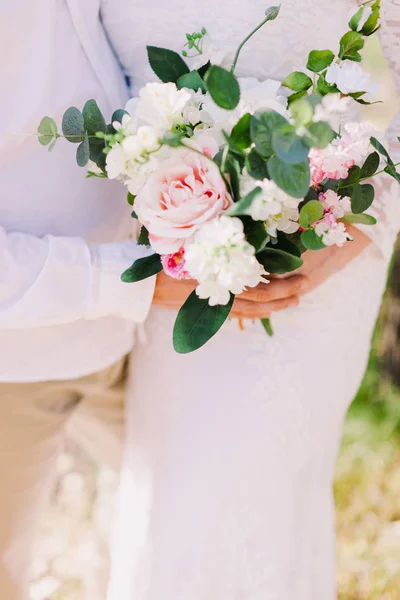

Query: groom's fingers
[
  {"left": 239, "top": 275, "right": 307, "bottom": 303},
  {"left": 231, "top": 295, "right": 299, "bottom": 319}
]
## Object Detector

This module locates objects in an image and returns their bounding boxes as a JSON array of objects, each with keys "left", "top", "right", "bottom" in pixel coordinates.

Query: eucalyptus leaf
[
  {"left": 111, "top": 109, "right": 129, "bottom": 124},
  {"left": 306, "top": 50, "right": 335, "bottom": 73},
  {"left": 147, "top": 46, "right": 190, "bottom": 83},
  {"left": 204, "top": 65, "right": 240, "bottom": 110},
  {"left": 268, "top": 156, "right": 311, "bottom": 198},
  {"left": 227, "top": 187, "right": 262, "bottom": 216},
  {"left": 272, "top": 124, "right": 309, "bottom": 165},
  {"left": 282, "top": 71, "right": 313, "bottom": 92},
  {"left": 341, "top": 212, "right": 377, "bottom": 225},
  {"left": 338, "top": 31, "right": 364, "bottom": 62},
  {"left": 173, "top": 291, "right": 234, "bottom": 354},
  {"left": 299, "top": 200, "right": 324, "bottom": 229},
  {"left": 304, "top": 121, "right": 335, "bottom": 149},
  {"left": 289, "top": 97, "right": 314, "bottom": 127},
  {"left": 38, "top": 116, "right": 58, "bottom": 146},
  {"left": 83, "top": 100, "right": 107, "bottom": 137},
  {"left": 250, "top": 110, "right": 288, "bottom": 158},
  {"left": 245, "top": 149, "right": 269, "bottom": 180},
  {"left": 62, "top": 107, "right": 85, "bottom": 143},
  {"left": 300, "top": 229, "right": 326, "bottom": 250},
  {"left": 121, "top": 253, "right": 162, "bottom": 283},
  {"left": 360, "top": 152, "right": 380, "bottom": 179},
  {"left": 177, "top": 70, "right": 207, "bottom": 93},
  {"left": 257, "top": 247, "right": 303, "bottom": 274},
  {"left": 351, "top": 183, "right": 375, "bottom": 214},
  {"left": 76, "top": 133, "right": 90, "bottom": 167}
]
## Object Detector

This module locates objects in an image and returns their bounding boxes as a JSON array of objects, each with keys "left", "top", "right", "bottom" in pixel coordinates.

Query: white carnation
[
  {"left": 315, "top": 221, "right": 352, "bottom": 247},
  {"left": 185, "top": 216, "right": 267, "bottom": 306},
  {"left": 241, "top": 176, "right": 300, "bottom": 237},
  {"left": 134, "top": 82, "right": 192, "bottom": 132},
  {"left": 325, "top": 62, "right": 378, "bottom": 98}
]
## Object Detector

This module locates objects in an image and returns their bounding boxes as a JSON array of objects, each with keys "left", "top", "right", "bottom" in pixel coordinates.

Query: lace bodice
[{"left": 101, "top": 0, "right": 400, "bottom": 259}]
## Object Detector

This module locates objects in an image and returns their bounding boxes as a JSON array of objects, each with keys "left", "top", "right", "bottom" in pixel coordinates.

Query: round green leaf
[
  {"left": 268, "top": 156, "right": 311, "bottom": 198},
  {"left": 76, "top": 133, "right": 90, "bottom": 167},
  {"left": 272, "top": 124, "right": 309, "bottom": 165},
  {"left": 282, "top": 71, "right": 313, "bottom": 92},
  {"left": 250, "top": 110, "right": 288, "bottom": 158},
  {"left": 38, "top": 116, "right": 58, "bottom": 146},
  {"left": 62, "top": 107, "right": 85, "bottom": 143},
  {"left": 245, "top": 149, "right": 269, "bottom": 180},
  {"left": 351, "top": 183, "right": 375, "bottom": 214},
  {"left": 306, "top": 50, "right": 335, "bottom": 73},
  {"left": 146, "top": 46, "right": 190, "bottom": 83},
  {"left": 360, "top": 152, "right": 380, "bottom": 179},
  {"left": 204, "top": 65, "right": 240, "bottom": 110},
  {"left": 341, "top": 212, "right": 377, "bottom": 225},
  {"left": 83, "top": 100, "right": 107, "bottom": 136},
  {"left": 299, "top": 200, "right": 324, "bottom": 229},
  {"left": 173, "top": 291, "right": 234, "bottom": 353},
  {"left": 301, "top": 229, "right": 326, "bottom": 250},
  {"left": 257, "top": 247, "right": 303, "bottom": 274},
  {"left": 304, "top": 121, "right": 335, "bottom": 149},
  {"left": 121, "top": 254, "right": 162, "bottom": 283}
]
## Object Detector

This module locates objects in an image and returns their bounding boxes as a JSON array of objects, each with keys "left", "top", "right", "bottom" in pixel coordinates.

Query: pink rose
[{"left": 134, "top": 147, "right": 233, "bottom": 254}]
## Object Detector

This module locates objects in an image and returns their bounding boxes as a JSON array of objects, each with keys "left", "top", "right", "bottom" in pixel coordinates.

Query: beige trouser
[{"left": 0, "top": 357, "right": 127, "bottom": 600}]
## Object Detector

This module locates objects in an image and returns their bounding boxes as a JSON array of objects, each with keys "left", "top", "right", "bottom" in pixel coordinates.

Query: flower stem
[{"left": 261, "top": 317, "right": 274, "bottom": 336}]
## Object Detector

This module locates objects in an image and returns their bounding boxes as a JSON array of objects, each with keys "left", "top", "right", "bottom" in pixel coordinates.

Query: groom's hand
[{"left": 153, "top": 270, "right": 307, "bottom": 318}]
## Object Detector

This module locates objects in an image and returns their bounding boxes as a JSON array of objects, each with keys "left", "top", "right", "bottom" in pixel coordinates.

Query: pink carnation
[{"left": 161, "top": 248, "right": 191, "bottom": 280}]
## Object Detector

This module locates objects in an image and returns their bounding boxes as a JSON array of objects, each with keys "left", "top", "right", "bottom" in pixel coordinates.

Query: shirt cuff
[{"left": 87, "top": 241, "right": 156, "bottom": 323}]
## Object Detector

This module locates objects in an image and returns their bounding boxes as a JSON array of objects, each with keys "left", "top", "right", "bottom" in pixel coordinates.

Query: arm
[{"left": 0, "top": 227, "right": 155, "bottom": 329}]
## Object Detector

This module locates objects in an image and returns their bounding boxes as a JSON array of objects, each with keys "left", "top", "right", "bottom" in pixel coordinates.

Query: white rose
[
  {"left": 325, "top": 62, "right": 378, "bottom": 97},
  {"left": 134, "top": 82, "right": 192, "bottom": 132},
  {"left": 136, "top": 126, "right": 160, "bottom": 152}
]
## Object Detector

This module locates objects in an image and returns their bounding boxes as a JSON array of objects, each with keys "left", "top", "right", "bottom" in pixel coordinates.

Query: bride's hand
[
  {"left": 153, "top": 270, "right": 307, "bottom": 318},
  {"left": 294, "top": 224, "right": 372, "bottom": 296}
]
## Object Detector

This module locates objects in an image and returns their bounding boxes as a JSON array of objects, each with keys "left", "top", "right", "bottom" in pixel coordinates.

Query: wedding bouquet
[{"left": 38, "top": 0, "right": 399, "bottom": 353}]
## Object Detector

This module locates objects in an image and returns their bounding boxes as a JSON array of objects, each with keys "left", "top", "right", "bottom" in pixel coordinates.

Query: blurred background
[{"left": 30, "top": 38, "right": 400, "bottom": 600}]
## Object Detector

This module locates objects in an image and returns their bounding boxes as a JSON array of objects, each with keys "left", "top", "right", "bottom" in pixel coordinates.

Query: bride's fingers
[
  {"left": 231, "top": 295, "right": 299, "bottom": 319},
  {"left": 239, "top": 275, "right": 307, "bottom": 303}
]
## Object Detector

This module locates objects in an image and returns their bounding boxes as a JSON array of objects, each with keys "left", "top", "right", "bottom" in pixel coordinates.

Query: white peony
[
  {"left": 185, "top": 216, "right": 267, "bottom": 306},
  {"left": 325, "top": 62, "right": 378, "bottom": 97},
  {"left": 241, "top": 175, "right": 300, "bottom": 237}
]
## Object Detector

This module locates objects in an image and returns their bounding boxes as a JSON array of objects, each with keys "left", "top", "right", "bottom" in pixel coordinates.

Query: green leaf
[
  {"left": 261, "top": 317, "right": 274, "bottom": 336},
  {"left": 250, "top": 110, "right": 288, "bottom": 158},
  {"left": 38, "top": 116, "right": 58, "bottom": 146},
  {"left": 384, "top": 163, "right": 400, "bottom": 184},
  {"left": 121, "top": 253, "right": 162, "bottom": 283},
  {"left": 360, "top": 152, "right": 380, "bottom": 178},
  {"left": 370, "top": 136, "right": 393, "bottom": 164},
  {"left": 131, "top": 209, "right": 138, "bottom": 219},
  {"left": 127, "top": 192, "right": 135, "bottom": 206},
  {"left": 341, "top": 212, "right": 377, "bottom": 225},
  {"left": 300, "top": 229, "right": 326, "bottom": 250},
  {"left": 268, "top": 156, "right": 311, "bottom": 198},
  {"left": 351, "top": 183, "right": 375, "bottom": 214},
  {"left": 338, "top": 165, "right": 361, "bottom": 189},
  {"left": 177, "top": 70, "right": 207, "bottom": 93},
  {"left": 230, "top": 113, "right": 252, "bottom": 150},
  {"left": 146, "top": 46, "right": 190, "bottom": 83},
  {"left": 204, "top": 65, "right": 240, "bottom": 110},
  {"left": 242, "top": 217, "right": 270, "bottom": 253},
  {"left": 62, "top": 107, "right": 85, "bottom": 143},
  {"left": 173, "top": 291, "right": 234, "bottom": 354},
  {"left": 137, "top": 226, "right": 151, "bottom": 247},
  {"left": 111, "top": 109, "right": 128, "bottom": 124},
  {"left": 257, "top": 247, "right": 303, "bottom": 274},
  {"left": 306, "top": 50, "right": 335, "bottom": 73},
  {"left": 272, "top": 124, "right": 309, "bottom": 165},
  {"left": 289, "top": 97, "right": 314, "bottom": 127},
  {"left": 287, "top": 90, "right": 308, "bottom": 106},
  {"left": 223, "top": 153, "right": 241, "bottom": 202},
  {"left": 161, "top": 131, "right": 184, "bottom": 147},
  {"left": 222, "top": 130, "right": 245, "bottom": 157},
  {"left": 339, "top": 31, "right": 364, "bottom": 62},
  {"left": 299, "top": 200, "right": 324, "bottom": 228},
  {"left": 304, "top": 121, "right": 335, "bottom": 149},
  {"left": 282, "top": 71, "right": 313, "bottom": 92},
  {"left": 317, "top": 72, "right": 339, "bottom": 96},
  {"left": 227, "top": 187, "right": 262, "bottom": 216},
  {"left": 76, "top": 132, "right": 90, "bottom": 167},
  {"left": 357, "top": 0, "right": 381, "bottom": 36},
  {"left": 82, "top": 100, "right": 107, "bottom": 137},
  {"left": 245, "top": 149, "right": 269, "bottom": 180},
  {"left": 354, "top": 98, "right": 382, "bottom": 106},
  {"left": 272, "top": 233, "right": 302, "bottom": 257}
]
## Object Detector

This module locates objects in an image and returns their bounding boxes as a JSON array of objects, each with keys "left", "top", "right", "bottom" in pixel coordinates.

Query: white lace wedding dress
[{"left": 103, "top": 1, "right": 400, "bottom": 598}]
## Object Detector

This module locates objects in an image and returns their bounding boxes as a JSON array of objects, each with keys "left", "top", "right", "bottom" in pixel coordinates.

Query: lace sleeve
[{"left": 358, "top": 0, "right": 400, "bottom": 260}]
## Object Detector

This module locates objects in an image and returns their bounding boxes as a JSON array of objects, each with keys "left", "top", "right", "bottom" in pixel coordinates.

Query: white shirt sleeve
[{"left": 0, "top": 226, "right": 156, "bottom": 329}]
